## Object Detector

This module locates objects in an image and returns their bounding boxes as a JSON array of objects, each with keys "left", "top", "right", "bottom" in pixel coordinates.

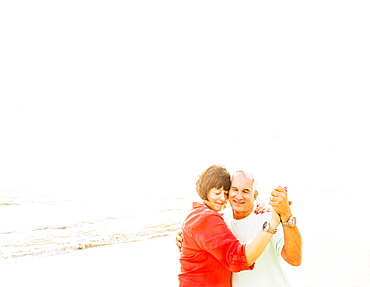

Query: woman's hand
[
  {"left": 269, "top": 186, "right": 293, "bottom": 223},
  {"left": 269, "top": 206, "right": 281, "bottom": 230}
]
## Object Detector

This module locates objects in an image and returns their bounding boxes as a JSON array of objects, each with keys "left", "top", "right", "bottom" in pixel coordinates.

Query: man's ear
[{"left": 254, "top": 190, "right": 259, "bottom": 200}]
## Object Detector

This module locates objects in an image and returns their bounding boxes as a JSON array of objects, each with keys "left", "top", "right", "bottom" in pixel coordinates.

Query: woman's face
[{"left": 204, "top": 188, "right": 228, "bottom": 212}]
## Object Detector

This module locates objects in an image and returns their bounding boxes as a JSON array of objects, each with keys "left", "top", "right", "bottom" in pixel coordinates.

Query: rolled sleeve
[{"left": 191, "top": 211, "right": 255, "bottom": 272}]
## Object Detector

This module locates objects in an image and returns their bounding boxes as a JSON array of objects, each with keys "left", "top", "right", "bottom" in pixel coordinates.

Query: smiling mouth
[{"left": 233, "top": 200, "right": 245, "bottom": 205}]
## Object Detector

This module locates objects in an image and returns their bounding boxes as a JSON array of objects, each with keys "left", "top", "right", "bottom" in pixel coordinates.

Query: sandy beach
[{"left": 2, "top": 228, "right": 369, "bottom": 287}]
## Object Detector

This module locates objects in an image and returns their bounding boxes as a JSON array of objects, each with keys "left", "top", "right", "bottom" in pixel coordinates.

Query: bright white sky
[{"left": 1, "top": 1, "right": 369, "bottom": 199}]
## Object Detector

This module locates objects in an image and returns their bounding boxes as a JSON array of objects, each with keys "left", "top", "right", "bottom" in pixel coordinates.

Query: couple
[{"left": 178, "top": 165, "right": 302, "bottom": 287}]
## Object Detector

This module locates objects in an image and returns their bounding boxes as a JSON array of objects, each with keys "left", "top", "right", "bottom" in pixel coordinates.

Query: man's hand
[
  {"left": 176, "top": 229, "right": 183, "bottom": 252},
  {"left": 269, "top": 186, "right": 293, "bottom": 222}
]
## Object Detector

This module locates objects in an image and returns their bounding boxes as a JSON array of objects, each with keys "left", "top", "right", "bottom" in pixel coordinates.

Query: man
[
  {"left": 225, "top": 170, "right": 302, "bottom": 286},
  {"left": 177, "top": 170, "right": 302, "bottom": 286}
]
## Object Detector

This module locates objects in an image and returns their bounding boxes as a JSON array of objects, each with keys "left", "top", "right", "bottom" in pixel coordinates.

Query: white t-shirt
[{"left": 223, "top": 206, "right": 291, "bottom": 287}]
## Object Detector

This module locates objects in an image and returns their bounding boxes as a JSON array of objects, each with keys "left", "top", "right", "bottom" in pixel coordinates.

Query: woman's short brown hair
[{"left": 196, "top": 165, "right": 231, "bottom": 200}]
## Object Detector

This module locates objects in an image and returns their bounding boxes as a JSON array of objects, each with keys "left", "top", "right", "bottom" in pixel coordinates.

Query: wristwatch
[
  {"left": 262, "top": 221, "right": 277, "bottom": 234},
  {"left": 281, "top": 216, "right": 296, "bottom": 227}
]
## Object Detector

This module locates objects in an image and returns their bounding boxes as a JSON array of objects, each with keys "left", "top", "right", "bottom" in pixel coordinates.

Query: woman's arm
[
  {"left": 192, "top": 208, "right": 280, "bottom": 271},
  {"left": 243, "top": 207, "right": 280, "bottom": 265}
]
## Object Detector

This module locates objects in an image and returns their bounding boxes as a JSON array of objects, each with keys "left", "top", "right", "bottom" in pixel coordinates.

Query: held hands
[{"left": 269, "top": 186, "right": 293, "bottom": 223}]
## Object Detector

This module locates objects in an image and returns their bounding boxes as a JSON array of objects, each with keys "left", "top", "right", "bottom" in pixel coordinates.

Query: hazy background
[{"left": 1, "top": 1, "right": 369, "bottom": 201}]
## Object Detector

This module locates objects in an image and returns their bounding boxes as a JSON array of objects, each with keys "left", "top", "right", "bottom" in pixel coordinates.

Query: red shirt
[{"left": 179, "top": 202, "right": 254, "bottom": 287}]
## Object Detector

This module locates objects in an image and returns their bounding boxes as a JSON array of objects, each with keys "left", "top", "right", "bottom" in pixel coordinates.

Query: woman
[{"left": 179, "top": 165, "right": 280, "bottom": 287}]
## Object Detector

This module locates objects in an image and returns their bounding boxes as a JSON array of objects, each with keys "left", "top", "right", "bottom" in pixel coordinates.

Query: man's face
[{"left": 229, "top": 172, "right": 258, "bottom": 217}]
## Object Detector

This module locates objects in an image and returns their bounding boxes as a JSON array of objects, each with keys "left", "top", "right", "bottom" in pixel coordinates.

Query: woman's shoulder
[
  {"left": 185, "top": 202, "right": 223, "bottom": 224},
  {"left": 188, "top": 202, "right": 218, "bottom": 216}
]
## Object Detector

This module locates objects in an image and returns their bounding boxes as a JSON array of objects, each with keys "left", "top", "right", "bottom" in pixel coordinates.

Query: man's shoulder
[
  {"left": 254, "top": 211, "right": 272, "bottom": 221},
  {"left": 239, "top": 209, "right": 272, "bottom": 222},
  {"left": 223, "top": 209, "right": 271, "bottom": 228}
]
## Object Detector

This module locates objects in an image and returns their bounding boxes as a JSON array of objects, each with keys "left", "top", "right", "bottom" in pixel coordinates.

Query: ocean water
[
  {"left": 1, "top": 187, "right": 368, "bottom": 265},
  {"left": 0, "top": 189, "right": 192, "bottom": 264}
]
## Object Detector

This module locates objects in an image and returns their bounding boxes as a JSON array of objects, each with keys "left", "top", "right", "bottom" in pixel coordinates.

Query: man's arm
[
  {"left": 270, "top": 186, "right": 302, "bottom": 266},
  {"left": 280, "top": 224, "right": 302, "bottom": 266}
]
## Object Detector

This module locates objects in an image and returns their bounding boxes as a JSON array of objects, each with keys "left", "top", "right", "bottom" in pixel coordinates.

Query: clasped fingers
[{"left": 269, "top": 186, "right": 291, "bottom": 216}]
